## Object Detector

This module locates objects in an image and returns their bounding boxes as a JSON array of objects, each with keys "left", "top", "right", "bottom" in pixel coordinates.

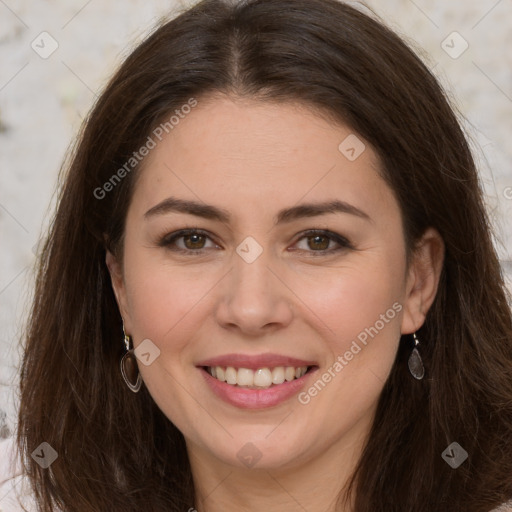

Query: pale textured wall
[{"left": 1, "top": 0, "right": 511, "bottom": 435}]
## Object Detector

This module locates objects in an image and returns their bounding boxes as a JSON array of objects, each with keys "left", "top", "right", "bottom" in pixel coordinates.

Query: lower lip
[{"left": 198, "top": 367, "right": 318, "bottom": 409}]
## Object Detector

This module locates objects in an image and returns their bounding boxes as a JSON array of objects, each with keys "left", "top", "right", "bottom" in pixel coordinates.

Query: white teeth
[
  {"left": 272, "top": 366, "right": 285, "bottom": 384},
  {"left": 237, "top": 368, "right": 253, "bottom": 386},
  {"left": 225, "top": 366, "right": 237, "bottom": 385},
  {"left": 254, "top": 368, "right": 272, "bottom": 387},
  {"left": 285, "top": 367, "right": 296, "bottom": 381},
  {"left": 207, "top": 365, "right": 309, "bottom": 388},
  {"left": 216, "top": 367, "right": 225, "bottom": 382}
]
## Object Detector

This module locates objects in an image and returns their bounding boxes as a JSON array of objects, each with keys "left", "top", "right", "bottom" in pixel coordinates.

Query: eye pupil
[
  {"left": 185, "top": 233, "right": 205, "bottom": 249},
  {"left": 308, "top": 235, "right": 329, "bottom": 250}
]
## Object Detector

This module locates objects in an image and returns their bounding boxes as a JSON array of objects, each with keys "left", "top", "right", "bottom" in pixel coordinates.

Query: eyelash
[{"left": 157, "top": 228, "right": 353, "bottom": 256}]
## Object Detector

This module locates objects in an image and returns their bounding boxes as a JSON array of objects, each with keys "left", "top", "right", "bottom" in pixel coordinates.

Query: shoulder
[
  {"left": 0, "top": 436, "right": 38, "bottom": 511},
  {"left": 491, "top": 500, "right": 512, "bottom": 511}
]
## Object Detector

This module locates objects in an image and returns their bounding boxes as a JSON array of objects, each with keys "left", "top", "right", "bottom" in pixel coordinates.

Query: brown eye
[
  {"left": 182, "top": 233, "right": 207, "bottom": 250},
  {"left": 159, "top": 229, "right": 218, "bottom": 254},
  {"left": 159, "top": 228, "right": 352, "bottom": 256},
  {"left": 292, "top": 229, "right": 352, "bottom": 255},
  {"left": 306, "top": 234, "right": 330, "bottom": 251}
]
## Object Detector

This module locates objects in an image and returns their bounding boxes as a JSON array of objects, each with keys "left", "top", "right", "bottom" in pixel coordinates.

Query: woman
[{"left": 7, "top": 0, "right": 512, "bottom": 510}]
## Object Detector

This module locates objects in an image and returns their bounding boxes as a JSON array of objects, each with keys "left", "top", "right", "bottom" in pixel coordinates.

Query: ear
[
  {"left": 401, "top": 227, "right": 445, "bottom": 334},
  {"left": 105, "top": 249, "right": 132, "bottom": 331}
]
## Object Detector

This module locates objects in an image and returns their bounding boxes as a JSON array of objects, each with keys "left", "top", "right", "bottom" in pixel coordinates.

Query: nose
[{"left": 214, "top": 247, "right": 294, "bottom": 336}]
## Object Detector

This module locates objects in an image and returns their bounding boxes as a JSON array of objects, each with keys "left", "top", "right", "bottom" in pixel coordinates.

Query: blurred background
[{"left": 1, "top": 0, "right": 511, "bottom": 438}]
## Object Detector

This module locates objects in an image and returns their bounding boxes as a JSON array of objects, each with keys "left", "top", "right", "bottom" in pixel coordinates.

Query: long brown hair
[{"left": 16, "top": 0, "right": 512, "bottom": 510}]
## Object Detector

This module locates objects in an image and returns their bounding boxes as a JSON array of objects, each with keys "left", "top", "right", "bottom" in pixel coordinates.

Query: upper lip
[{"left": 196, "top": 353, "right": 318, "bottom": 370}]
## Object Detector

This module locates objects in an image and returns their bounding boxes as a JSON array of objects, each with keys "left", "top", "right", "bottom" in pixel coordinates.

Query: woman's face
[{"left": 108, "top": 95, "right": 438, "bottom": 472}]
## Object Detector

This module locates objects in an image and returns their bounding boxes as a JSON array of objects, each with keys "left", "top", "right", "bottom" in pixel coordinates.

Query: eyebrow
[{"left": 144, "top": 197, "right": 371, "bottom": 224}]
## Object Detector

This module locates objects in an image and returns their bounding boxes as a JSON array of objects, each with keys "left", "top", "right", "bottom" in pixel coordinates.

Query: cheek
[
  {"left": 293, "top": 253, "right": 406, "bottom": 405},
  {"left": 120, "top": 247, "right": 211, "bottom": 424},
  {"left": 122, "top": 245, "right": 214, "bottom": 348},
  {"left": 292, "top": 264, "right": 403, "bottom": 434},
  {"left": 298, "top": 253, "right": 404, "bottom": 342}
]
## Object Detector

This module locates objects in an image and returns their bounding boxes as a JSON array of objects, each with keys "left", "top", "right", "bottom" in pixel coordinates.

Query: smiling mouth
[{"left": 201, "top": 365, "right": 317, "bottom": 389}]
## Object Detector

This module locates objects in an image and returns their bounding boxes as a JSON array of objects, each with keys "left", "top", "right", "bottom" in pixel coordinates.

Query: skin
[{"left": 107, "top": 94, "right": 444, "bottom": 512}]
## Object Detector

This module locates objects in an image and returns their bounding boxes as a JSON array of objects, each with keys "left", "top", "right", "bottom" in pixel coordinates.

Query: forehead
[{"left": 128, "top": 95, "right": 397, "bottom": 225}]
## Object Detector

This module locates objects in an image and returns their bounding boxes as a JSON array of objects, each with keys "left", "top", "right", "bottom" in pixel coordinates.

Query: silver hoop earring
[
  {"left": 407, "top": 332, "right": 425, "bottom": 380},
  {"left": 120, "top": 327, "right": 142, "bottom": 393}
]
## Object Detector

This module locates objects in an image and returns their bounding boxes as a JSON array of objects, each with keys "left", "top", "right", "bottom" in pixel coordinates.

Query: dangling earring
[
  {"left": 407, "top": 332, "right": 425, "bottom": 380},
  {"left": 120, "top": 325, "right": 142, "bottom": 392}
]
